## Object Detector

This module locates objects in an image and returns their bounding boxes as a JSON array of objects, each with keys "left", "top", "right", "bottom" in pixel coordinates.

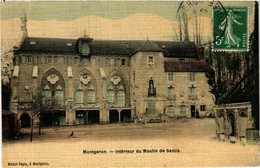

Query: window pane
[
  {"left": 117, "top": 85, "right": 125, "bottom": 106},
  {"left": 167, "top": 106, "right": 174, "bottom": 116},
  {"left": 106, "top": 85, "right": 114, "bottom": 103},
  {"left": 190, "top": 73, "right": 195, "bottom": 81},
  {"left": 54, "top": 56, "right": 58, "bottom": 63},
  {"left": 121, "top": 59, "right": 125, "bottom": 65},
  {"left": 148, "top": 56, "right": 153, "bottom": 64},
  {"left": 74, "top": 57, "right": 79, "bottom": 64},
  {"left": 46, "top": 56, "right": 52, "bottom": 64},
  {"left": 42, "top": 86, "right": 50, "bottom": 106},
  {"left": 81, "top": 43, "right": 89, "bottom": 55},
  {"left": 87, "top": 84, "right": 95, "bottom": 104},
  {"left": 105, "top": 58, "right": 110, "bottom": 65},
  {"left": 180, "top": 105, "right": 186, "bottom": 116},
  {"left": 54, "top": 90, "right": 63, "bottom": 107},
  {"left": 74, "top": 86, "right": 83, "bottom": 104},
  {"left": 168, "top": 73, "right": 173, "bottom": 81}
]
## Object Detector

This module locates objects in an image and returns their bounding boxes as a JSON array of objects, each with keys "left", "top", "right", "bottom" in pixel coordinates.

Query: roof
[
  {"left": 19, "top": 37, "right": 198, "bottom": 58},
  {"left": 134, "top": 40, "right": 164, "bottom": 53},
  {"left": 164, "top": 60, "right": 214, "bottom": 73},
  {"left": 2, "top": 109, "right": 17, "bottom": 116}
]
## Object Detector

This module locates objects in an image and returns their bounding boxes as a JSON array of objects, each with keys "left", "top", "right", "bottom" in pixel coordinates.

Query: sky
[
  {"left": 0, "top": 1, "right": 255, "bottom": 54},
  {"left": 1, "top": 1, "right": 254, "bottom": 21}
]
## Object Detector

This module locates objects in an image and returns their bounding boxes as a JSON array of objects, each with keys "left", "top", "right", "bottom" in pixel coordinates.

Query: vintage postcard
[{"left": 1, "top": 1, "right": 259, "bottom": 167}]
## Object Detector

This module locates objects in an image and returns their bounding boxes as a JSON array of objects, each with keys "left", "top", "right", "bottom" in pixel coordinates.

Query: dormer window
[
  {"left": 81, "top": 43, "right": 90, "bottom": 56},
  {"left": 78, "top": 34, "right": 93, "bottom": 56}
]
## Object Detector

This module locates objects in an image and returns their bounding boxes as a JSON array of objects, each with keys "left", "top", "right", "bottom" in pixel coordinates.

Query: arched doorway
[
  {"left": 120, "top": 110, "right": 131, "bottom": 122},
  {"left": 109, "top": 110, "right": 119, "bottom": 123},
  {"left": 88, "top": 110, "right": 100, "bottom": 124},
  {"left": 228, "top": 113, "right": 236, "bottom": 136},
  {"left": 20, "top": 113, "right": 31, "bottom": 128}
]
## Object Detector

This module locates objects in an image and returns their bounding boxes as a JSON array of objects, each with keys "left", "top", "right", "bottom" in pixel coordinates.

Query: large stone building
[{"left": 10, "top": 34, "right": 214, "bottom": 126}]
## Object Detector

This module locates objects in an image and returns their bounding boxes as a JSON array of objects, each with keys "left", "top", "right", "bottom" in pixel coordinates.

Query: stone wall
[
  {"left": 11, "top": 51, "right": 215, "bottom": 125},
  {"left": 214, "top": 102, "right": 253, "bottom": 140}
]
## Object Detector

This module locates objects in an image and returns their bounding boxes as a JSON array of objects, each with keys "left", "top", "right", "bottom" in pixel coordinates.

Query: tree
[
  {"left": 19, "top": 88, "right": 59, "bottom": 142},
  {"left": 175, "top": 4, "right": 189, "bottom": 42},
  {"left": 204, "top": 1, "right": 259, "bottom": 129}
]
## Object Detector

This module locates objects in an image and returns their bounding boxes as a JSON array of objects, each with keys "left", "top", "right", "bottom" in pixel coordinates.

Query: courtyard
[{"left": 2, "top": 118, "right": 259, "bottom": 167}]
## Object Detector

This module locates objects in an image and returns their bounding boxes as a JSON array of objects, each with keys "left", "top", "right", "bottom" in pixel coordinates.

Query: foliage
[
  {"left": 246, "top": 128, "right": 259, "bottom": 145},
  {"left": 205, "top": 2, "right": 258, "bottom": 129}
]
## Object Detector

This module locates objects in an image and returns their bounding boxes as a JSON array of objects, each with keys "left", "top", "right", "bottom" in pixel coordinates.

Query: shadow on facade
[
  {"left": 109, "top": 110, "right": 119, "bottom": 123},
  {"left": 109, "top": 110, "right": 132, "bottom": 123},
  {"left": 120, "top": 110, "right": 131, "bottom": 122},
  {"left": 41, "top": 111, "right": 65, "bottom": 126},
  {"left": 20, "top": 113, "right": 31, "bottom": 128},
  {"left": 76, "top": 110, "right": 99, "bottom": 125}
]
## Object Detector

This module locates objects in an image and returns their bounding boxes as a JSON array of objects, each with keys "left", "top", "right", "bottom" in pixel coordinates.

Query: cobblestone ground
[{"left": 2, "top": 118, "right": 259, "bottom": 167}]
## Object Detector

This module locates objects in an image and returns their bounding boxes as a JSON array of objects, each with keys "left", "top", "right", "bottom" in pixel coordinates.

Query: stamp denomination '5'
[{"left": 213, "top": 7, "right": 248, "bottom": 51}]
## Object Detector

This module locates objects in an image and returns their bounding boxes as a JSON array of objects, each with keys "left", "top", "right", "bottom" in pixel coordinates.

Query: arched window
[
  {"left": 91, "top": 58, "right": 96, "bottom": 65},
  {"left": 111, "top": 59, "right": 115, "bottom": 66},
  {"left": 74, "top": 85, "right": 83, "bottom": 104},
  {"left": 114, "top": 59, "right": 119, "bottom": 66},
  {"left": 87, "top": 84, "right": 95, "bottom": 104},
  {"left": 105, "top": 58, "right": 110, "bottom": 66},
  {"left": 53, "top": 56, "right": 58, "bottom": 63},
  {"left": 41, "top": 69, "right": 65, "bottom": 108},
  {"left": 117, "top": 85, "right": 125, "bottom": 106},
  {"left": 148, "top": 79, "right": 156, "bottom": 96},
  {"left": 54, "top": 85, "right": 64, "bottom": 107},
  {"left": 106, "top": 84, "right": 114, "bottom": 104},
  {"left": 42, "top": 85, "right": 50, "bottom": 106}
]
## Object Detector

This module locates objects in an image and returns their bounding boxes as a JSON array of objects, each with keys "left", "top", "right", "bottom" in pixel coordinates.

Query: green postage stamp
[{"left": 213, "top": 7, "right": 248, "bottom": 51}]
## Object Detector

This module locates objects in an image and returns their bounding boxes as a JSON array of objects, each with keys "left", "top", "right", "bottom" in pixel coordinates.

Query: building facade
[{"left": 10, "top": 35, "right": 215, "bottom": 126}]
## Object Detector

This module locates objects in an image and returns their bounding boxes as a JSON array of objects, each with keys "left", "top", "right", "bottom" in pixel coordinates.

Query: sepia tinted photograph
[{"left": 1, "top": 1, "right": 259, "bottom": 167}]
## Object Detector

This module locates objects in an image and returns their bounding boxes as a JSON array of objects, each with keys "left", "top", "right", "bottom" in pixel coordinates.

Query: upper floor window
[
  {"left": 166, "top": 86, "right": 174, "bottom": 100},
  {"left": 46, "top": 56, "right": 52, "bottom": 64},
  {"left": 105, "top": 58, "right": 110, "bottom": 66},
  {"left": 189, "top": 73, "right": 195, "bottom": 81},
  {"left": 168, "top": 72, "right": 174, "bottom": 81},
  {"left": 73, "top": 57, "right": 79, "bottom": 64},
  {"left": 41, "top": 56, "right": 45, "bottom": 64},
  {"left": 114, "top": 58, "right": 119, "bottom": 66},
  {"left": 189, "top": 85, "right": 197, "bottom": 100},
  {"left": 81, "top": 58, "right": 88, "bottom": 65},
  {"left": 25, "top": 56, "right": 32, "bottom": 63},
  {"left": 121, "top": 59, "right": 126, "bottom": 65},
  {"left": 200, "top": 105, "right": 206, "bottom": 111},
  {"left": 53, "top": 56, "right": 58, "bottom": 64},
  {"left": 148, "top": 56, "right": 154, "bottom": 64}
]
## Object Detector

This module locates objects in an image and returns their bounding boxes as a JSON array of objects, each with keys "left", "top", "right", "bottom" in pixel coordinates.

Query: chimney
[{"left": 198, "top": 47, "right": 204, "bottom": 60}]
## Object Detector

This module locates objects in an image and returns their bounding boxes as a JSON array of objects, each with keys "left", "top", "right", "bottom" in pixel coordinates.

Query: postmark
[
  {"left": 177, "top": 1, "right": 228, "bottom": 46},
  {"left": 213, "top": 7, "right": 249, "bottom": 51}
]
